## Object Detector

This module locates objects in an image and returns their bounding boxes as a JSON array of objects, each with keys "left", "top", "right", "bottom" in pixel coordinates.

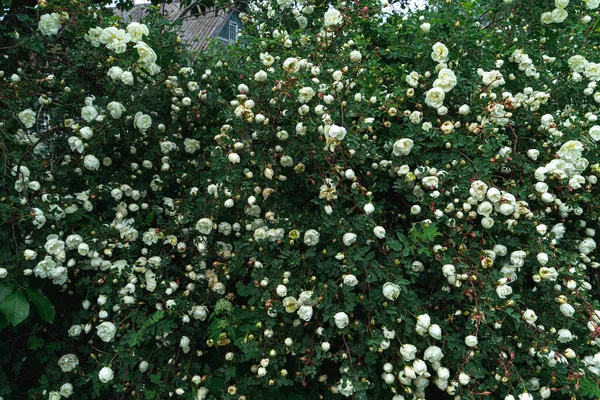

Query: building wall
[{"left": 215, "top": 11, "right": 242, "bottom": 43}]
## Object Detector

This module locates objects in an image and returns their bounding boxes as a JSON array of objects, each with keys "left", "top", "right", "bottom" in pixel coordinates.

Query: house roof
[{"left": 114, "top": 1, "right": 234, "bottom": 51}]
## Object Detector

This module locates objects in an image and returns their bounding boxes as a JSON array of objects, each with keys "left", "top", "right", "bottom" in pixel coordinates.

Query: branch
[{"left": 176, "top": 0, "right": 202, "bottom": 19}]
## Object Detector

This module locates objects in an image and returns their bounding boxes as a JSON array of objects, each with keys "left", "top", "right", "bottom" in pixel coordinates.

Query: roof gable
[{"left": 115, "top": 1, "right": 234, "bottom": 51}]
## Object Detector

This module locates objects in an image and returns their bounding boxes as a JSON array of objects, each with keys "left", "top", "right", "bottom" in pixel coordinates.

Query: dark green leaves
[
  {"left": 0, "top": 291, "right": 29, "bottom": 327},
  {"left": 580, "top": 378, "right": 600, "bottom": 399},
  {"left": 26, "top": 289, "right": 55, "bottom": 323},
  {"left": 0, "top": 282, "right": 12, "bottom": 303},
  {"left": 0, "top": 286, "right": 54, "bottom": 326}
]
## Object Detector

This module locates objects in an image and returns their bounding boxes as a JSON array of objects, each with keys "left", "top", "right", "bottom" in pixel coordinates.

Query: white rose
[
  {"left": 413, "top": 359, "right": 427, "bottom": 376},
  {"left": 134, "top": 41, "right": 157, "bottom": 65},
  {"left": 59, "top": 383, "right": 74, "bottom": 398},
  {"left": 297, "top": 305, "right": 313, "bottom": 321},
  {"left": 253, "top": 227, "right": 268, "bottom": 241},
  {"left": 425, "top": 87, "right": 445, "bottom": 108},
  {"left": 96, "top": 321, "right": 117, "bottom": 342},
  {"left": 126, "top": 22, "right": 149, "bottom": 42},
  {"left": 99, "top": 26, "right": 131, "bottom": 54},
  {"left": 58, "top": 354, "right": 79, "bottom": 372},
  {"left": 459, "top": 372, "right": 471, "bottom": 385},
  {"left": 304, "top": 229, "right": 320, "bottom": 246},
  {"left": 276, "top": 284, "right": 287, "bottom": 297},
  {"left": 587, "top": 0, "right": 600, "bottom": 9},
  {"left": 560, "top": 303, "right": 575, "bottom": 317},
  {"left": 439, "top": 266, "right": 454, "bottom": 281},
  {"left": 255, "top": 70, "right": 267, "bottom": 82},
  {"left": 349, "top": 50, "right": 362, "bottom": 63},
  {"left": 522, "top": 309, "right": 538, "bottom": 325},
  {"left": 324, "top": 8, "right": 342, "bottom": 27},
  {"left": 68, "top": 324, "right": 83, "bottom": 337},
  {"left": 107, "top": 101, "right": 125, "bottom": 119},
  {"left": 336, "top": 379, "right": 354, "bottom": 397},
  {"left": 134, "top": 112, "right": 152, "bottom": 132},
  {"left": 431, "top": 42, "right": 449, "bottom": 63},
  {"left": 195, "top": 218, "right": 213, "bottom": 234},
  {"left": 39, "top": 13, "right": 62, "bottom": 36},
  {"left": 76, "top": 127, "right": 92, "bottom": 141},
  {"left": 382, "top": 282, "right": 400, "bottom": 301},
  {"left": 406, "top": 71, "right": 419, "bottom": 87},
  {"left": 18, "top": 109, "right": 37, "bottom": 129},
  {"left": 342, "top": 232, "right": 357, "bottom": 246},
  {"left": 343, "top": 274, "right": 358, "bottom": 287},
  {"left": 98, "top": 366, "right": 114, "bottom": 383},
  {"left": 107, "top": 66, "right": 124, "bottom": 81},
  {"left": 81, "top": 106, "right": 98, "bottom": 122},
  {"left": 298, "top": 291, "right": 317, "bottom": 306},
  {"left": 48, "top": 392, "right": 61, "bottom": 400},
  {"left": 433, "top": 68, "right": 457, "bottom": 92},
  {"left": 409, "top": 111, "right": 422, "bottom": 124},
  {"left": 526, "top": 149, "right": 539, "bottom": 160},
  {"left": 477, "top": 201, "right": 493, "bottom": 216},
  {"left": 192, "top": 305, "right": 208, "bottom": 320},
  {"left": 579, "top": 237, "right": 597, "bottom": 255},
  {"left": 429, "top": 324, "right": 442, "bottom": 339},
  {"left": 228, "top": 153, "right": 241, "bottom": 164},
  {"left": 392, "top": 138, "right": 414, "bottom": 156},
  {"left": 481, "top": 217, "right": 495, "bottom": 229},
  {"left": 282, "top": 57, "right": 299, "bottom": 73},
  {"left": 438, "top": 367, "right": 450, "bottom": 380},
  {"left": 373, "top": 226, "right": 386, "bottom": 239},
  {"left": 400, "top": 344, "right": 417, "bottom": 361},
  {"left": 417, "top": 313, "right": 431, "bottom": 330},
  {"left": 488, "top": 188, "right": 505, "bottom": 204},
  {"left": 420, "top": 22, "right": 431, "bottom": 33},
  {"left": 83, "top": 155, "right": 100, "bottom": 171},
  {"left": 589, "top": 126, "right": 600, "bottom": 141},
  {"left": 557, "top": 328, "right": 573, "bottom": 343},
  {"left": 536, "top": 253, "right": 549, "bottom": 266},
  {"left": 333, "top": 311, "right": 349, "bottom": 329},
  {"left": 568, "top": 55, "right": 588, "bottom": 72},
  {"left": 423, "top": 345, "right": 444, "bottom": 362},
  {"left": 478, "top": 68, "right": 505, "bottom": 88},
  {"left": 551, "top": 8, "right": 568, "bottom": 23},
  {"left": 77, "top": 243, "right": 89, "bottom": 256},
  {"left": 298, "top": 86, "right": 315, "bottom": 103},
  {"left": 464, "top": 335, "right": 478, "bottom": 347},
  {"left": 324, "top": 124, "right": 346, "bottom": 140}
]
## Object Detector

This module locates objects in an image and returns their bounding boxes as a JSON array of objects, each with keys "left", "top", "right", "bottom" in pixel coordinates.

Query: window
[{"left": 228, "top": 21, "right": 238, "bottom": 42}]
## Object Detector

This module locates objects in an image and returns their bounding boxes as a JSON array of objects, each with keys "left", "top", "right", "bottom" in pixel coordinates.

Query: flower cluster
[{"left": 2, "top": 0, "right": 600, "bottom": 399}]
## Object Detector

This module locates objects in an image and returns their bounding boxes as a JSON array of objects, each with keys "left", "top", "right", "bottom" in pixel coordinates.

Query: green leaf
[
  {"left": 0, "top": 312, "right": 8, "bottom": 331},
  {"left": 0, "top": 282, "right": 13, "bottom": 303},
  {"left": 288, "top": 394, "right": 311, "bottom": 400},
  {"left": 26, "top": 289, "right": 55, "bottom": 323},
  {"left": 389, "top": 240, "right": 402, "bottom": 251},
  {"left": 579, "top": 378, "right": 600, "bottom": 398},
  {"left": 0, "top": 291, "right": 30, "bottom": 326},
  {"left": 206, "top": 376, "right": 225, "bottom": 394}
]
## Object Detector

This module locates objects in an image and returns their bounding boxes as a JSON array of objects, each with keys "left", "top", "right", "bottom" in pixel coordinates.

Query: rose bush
[{"left": 1, "top": 0, "right": 600, "bottom": 399}]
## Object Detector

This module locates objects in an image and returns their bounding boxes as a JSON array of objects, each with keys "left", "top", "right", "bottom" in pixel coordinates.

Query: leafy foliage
[{"left": 1, "top": 0, "right": 600, "bottom": 399}]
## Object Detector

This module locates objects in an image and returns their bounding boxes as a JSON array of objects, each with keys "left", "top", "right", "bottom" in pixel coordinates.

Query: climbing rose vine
[{"left": 1, "top": 0, "right": 600, "bottom": 399}]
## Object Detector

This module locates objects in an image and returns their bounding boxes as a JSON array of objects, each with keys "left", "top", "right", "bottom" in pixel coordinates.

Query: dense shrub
[{"left": 1, "top": 0, "right": 600, "bottom": 399}]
